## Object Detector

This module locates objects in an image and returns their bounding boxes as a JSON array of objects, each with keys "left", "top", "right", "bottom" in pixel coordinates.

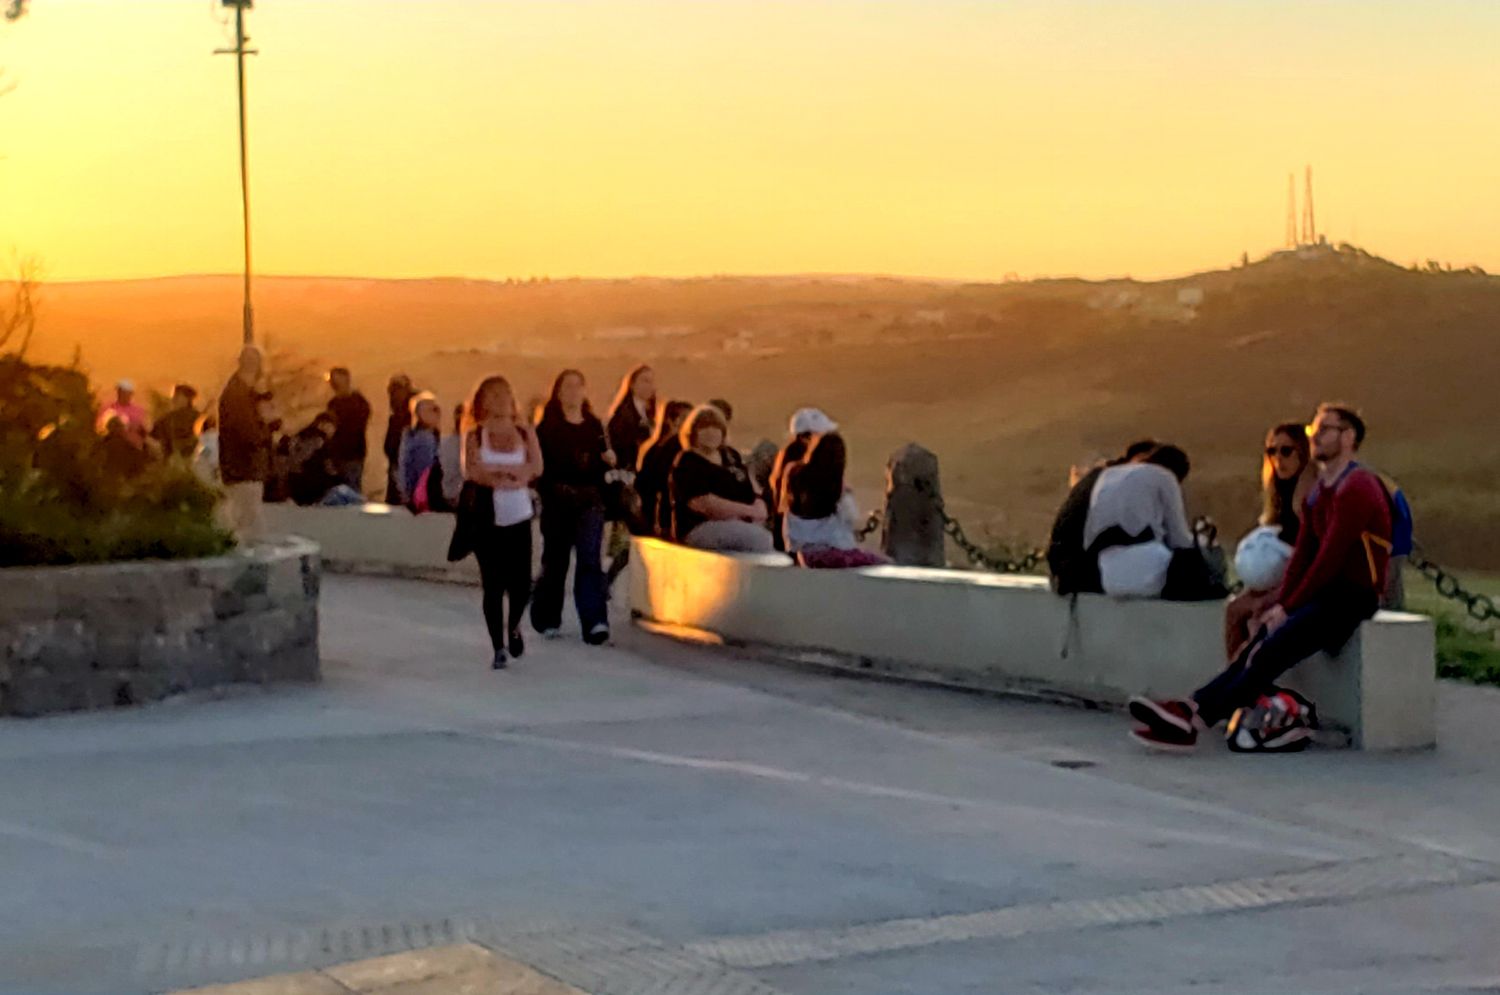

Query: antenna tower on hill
[
  {"left": 1285, "top": 173, "right": 1298, "bottom": 248},
  {"left": 1301, "top": 165, "right": 1317, "bottom": 245}
]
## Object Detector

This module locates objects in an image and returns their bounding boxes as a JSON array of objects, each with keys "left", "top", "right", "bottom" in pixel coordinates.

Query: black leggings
[{"left": 474, "top": 521, "right": 533, "bottom": 651}]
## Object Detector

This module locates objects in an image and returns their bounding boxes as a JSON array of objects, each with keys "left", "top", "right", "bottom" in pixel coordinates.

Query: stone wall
[{"left": 0, "top": 537, "right": 321, "bottom": 717}]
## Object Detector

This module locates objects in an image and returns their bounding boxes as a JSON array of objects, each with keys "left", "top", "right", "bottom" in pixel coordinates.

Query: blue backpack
[
  {"left": 1375, "top": 472, "right": 1415, "bottom": 558},
  {"left": 1306, "top": 463, "right": 1415, "bottom": 563}
]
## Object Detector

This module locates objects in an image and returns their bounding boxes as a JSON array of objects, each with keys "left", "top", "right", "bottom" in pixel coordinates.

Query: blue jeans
[
  {"left": 531, "top": 503, "right": 607, "bottom": 634},
  {"left": 1192, "top": 583, "right": 1376, "bottom": 726}
]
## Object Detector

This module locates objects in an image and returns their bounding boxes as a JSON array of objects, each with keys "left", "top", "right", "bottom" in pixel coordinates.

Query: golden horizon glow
[{"left": 3, "top": 1, "right": 1498, "bottom": 283}]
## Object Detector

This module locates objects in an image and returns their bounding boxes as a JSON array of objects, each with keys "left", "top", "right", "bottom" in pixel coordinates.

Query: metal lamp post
[{"left": 215, "top": 0, "right": 257, "bottom": 346}]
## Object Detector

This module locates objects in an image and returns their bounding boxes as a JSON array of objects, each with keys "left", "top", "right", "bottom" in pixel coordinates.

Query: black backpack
[{"left": 1047, "top": 466, "right": 1105, "bottom": 595}]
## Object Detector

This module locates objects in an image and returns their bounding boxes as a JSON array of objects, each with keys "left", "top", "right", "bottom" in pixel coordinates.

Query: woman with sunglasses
[{"left": 1225, "top": 422, "right": 1313, "bottom": 656}]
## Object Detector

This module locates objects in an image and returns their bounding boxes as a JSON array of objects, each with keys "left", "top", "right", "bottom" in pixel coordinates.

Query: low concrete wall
[
  {"left": 0, "top": 537, "right": 321, "bottom": 717},
  {"left": 628, "top": 538, "right": 1436, "bottom": 750},
  {"left": 262, "top": 504, "right": 477, "bottom": 584}
]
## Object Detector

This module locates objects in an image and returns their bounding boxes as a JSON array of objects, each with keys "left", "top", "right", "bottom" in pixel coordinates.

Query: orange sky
[{"left": 2, "top": 1, "right": 1497, "bottom": 283}]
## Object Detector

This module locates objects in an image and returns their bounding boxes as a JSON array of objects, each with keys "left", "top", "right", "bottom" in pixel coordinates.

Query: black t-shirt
[
  {"left": 536, "top": 414, "right": 610, "bottom": 508},
  {"left": 670, "top": 448, "right": 754, "bottom": 541},
  {"left": 326, "top": 392, "right": 372, "bottom": 462}
]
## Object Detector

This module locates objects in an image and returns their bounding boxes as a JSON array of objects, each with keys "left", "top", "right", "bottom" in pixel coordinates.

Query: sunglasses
[{"left": 1265, "top": 445, "right": 1299, "bottom": 458}]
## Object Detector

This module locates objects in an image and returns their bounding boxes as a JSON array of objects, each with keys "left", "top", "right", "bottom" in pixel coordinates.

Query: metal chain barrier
[
  {"left": 914, "top": 479, "right": 1044, "bottom": 574},
  {"left": 1410, "top": 544, "right": 1499, "bottom": 626}
]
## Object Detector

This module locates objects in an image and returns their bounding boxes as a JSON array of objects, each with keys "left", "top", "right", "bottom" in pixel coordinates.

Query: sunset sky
[{"left": 2, "top": 1, "right": 1497, "bottom": 283}]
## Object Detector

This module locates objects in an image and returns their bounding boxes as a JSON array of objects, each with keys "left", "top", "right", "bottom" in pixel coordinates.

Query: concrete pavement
[{"left": 3, "top": 574, "right": 1500, "bottom": 994}]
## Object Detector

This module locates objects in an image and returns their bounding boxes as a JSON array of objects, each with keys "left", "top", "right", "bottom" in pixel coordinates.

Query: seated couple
[{"left": 1129, "top": 404, "right": 1394, "bottom": 751}]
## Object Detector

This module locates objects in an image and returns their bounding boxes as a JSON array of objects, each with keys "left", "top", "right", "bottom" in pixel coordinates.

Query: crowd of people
[{"left": 101, "top": 352, "right": 1409, "bottom": 756}]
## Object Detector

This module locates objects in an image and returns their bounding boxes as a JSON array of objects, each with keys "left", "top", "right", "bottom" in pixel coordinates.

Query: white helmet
[{"left": 1234, "top": 525, "right": 1294, "bottom": 593}]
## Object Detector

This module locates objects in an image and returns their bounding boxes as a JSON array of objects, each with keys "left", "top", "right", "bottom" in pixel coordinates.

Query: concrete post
[
  {"left": 882, "top": 443, "right": 945, "bottom": 567},
  {"left": 748, "top": 439, "right": 779, "bottom": 496}
]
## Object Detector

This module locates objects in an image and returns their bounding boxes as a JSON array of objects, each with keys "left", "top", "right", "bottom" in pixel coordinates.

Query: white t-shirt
[{"left": 479, "top": 431, "right": 534, "bottom": 527}]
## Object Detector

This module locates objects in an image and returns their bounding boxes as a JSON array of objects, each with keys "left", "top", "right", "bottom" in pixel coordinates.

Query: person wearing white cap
[
  {"left": 97, "top": 378, "right": 149, "bottom": 447},
  {"left": 767, "top": 408, "right": 837, "bottom": 551}
]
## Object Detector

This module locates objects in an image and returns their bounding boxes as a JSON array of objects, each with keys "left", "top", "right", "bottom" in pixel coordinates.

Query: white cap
[
  {"left": 790, "top": 407, "right": 837, "bottom": 436},
  {"left": 116, "top": 378, "right": 135, "bottom": 392}
]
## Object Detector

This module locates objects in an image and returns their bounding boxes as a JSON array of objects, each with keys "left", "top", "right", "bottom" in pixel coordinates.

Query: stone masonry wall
[{"left": 0, "top": 537, "right": 321, "bottom": 717}]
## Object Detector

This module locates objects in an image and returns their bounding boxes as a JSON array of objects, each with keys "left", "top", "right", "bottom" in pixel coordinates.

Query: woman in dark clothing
[
  {"left": 668, "top": 405, "right": 772, "bottom": 553},
  {"left": 1224, "top": 422, "right": 1313, "bottom": 657},
  {"left": 531, "top": 369, "right": 614, "bottom": 645},
  {"left": 781, "top": 433, "right": 887, "bottom": 568},
  {"left": 605, "top": 365, "right": 657, "bottom": 476},
  {"left": 636, "top": 400, "right": 694, "bottom": 538},
  {"left": 602, "top": 365, "right": 657, "bottom": 590}
]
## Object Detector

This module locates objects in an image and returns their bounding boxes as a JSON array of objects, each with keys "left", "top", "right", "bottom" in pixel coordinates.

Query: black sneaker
[
  {"left": 508, "top": 628, "right": 525, "bottom": 660},
  {"left": 491, "top": 649, "right": 508, "bottom": 671},
  {"left": 584, "top": 624, "right": 611, "bottom": 646}
]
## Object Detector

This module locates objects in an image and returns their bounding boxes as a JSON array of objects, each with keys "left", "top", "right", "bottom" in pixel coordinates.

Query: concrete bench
[
  {"left": 628, "top": 538, "right": 1436, "bottom": 750},
  {"left": 261, "top": 503, "right": 479, "bottom": 584}
]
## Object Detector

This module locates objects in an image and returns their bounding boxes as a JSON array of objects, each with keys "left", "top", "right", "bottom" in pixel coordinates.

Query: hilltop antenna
[
  {"left": 1301, "top": 165, "right": 1317, "bottom": 245},
  {"left": 1286, "top": 173, "right": 1298, "bottom": 248},
  {"left": 215, "top": 0, "right": 257, "bottom": 346}
]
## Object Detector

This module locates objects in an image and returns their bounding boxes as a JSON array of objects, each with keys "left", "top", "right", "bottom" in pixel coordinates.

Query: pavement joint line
[
  {"left": 136, "top": 852, "right": 1498, "bottom": 991},
  {"left": 682, "top": 851, "right": 1500, "bottom": 970}
]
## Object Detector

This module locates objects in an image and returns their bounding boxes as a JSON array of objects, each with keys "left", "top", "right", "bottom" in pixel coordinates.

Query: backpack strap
[{"left": 1362, "top": 532, "right": 1392, "bottom": 587}]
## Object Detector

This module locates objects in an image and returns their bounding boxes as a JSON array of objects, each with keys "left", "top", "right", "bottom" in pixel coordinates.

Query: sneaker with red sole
[
  {"left": 1129, "top": 722, "right": 1199, "bottom": 752},
  {"left": 1128, "top": 696, "right": 1199, "bottom": 735}
]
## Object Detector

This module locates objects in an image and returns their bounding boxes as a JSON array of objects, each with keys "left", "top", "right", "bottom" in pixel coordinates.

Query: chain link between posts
[
  {"left": 866, "top": 481, "right": 1499, "bottom": 618},
  {"left": 1411, "top": 544, "right": 1499, "bottom": 626}
]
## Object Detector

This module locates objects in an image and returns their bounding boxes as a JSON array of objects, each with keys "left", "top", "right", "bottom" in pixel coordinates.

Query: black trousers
[
  {"left": 474, "top": 521, "right": 533, "bottom": 651},
  {"left": 1193, "top": 583, "right": 1377, "bottom": 726}
]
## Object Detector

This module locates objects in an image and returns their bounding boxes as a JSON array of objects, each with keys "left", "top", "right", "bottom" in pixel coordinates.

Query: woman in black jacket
[
  {"left": 602, "top": 365, "right": 657, "bottom": 590},
  {"left": 635, "top": 399, "right": 695, "bottom": 538},
  {"left": 532, "top": 369, "right": 614, "bottom": 645}
]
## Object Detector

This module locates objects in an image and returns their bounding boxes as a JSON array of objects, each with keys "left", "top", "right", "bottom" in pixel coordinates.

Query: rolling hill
[{"left": 17, "top": 244, "right": 1500, "bottom": 568}]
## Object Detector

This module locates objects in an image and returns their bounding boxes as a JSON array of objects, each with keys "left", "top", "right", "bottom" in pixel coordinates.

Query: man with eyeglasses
[{"left": 1128, "top": 403, "right": 1393, "bottom": 751}]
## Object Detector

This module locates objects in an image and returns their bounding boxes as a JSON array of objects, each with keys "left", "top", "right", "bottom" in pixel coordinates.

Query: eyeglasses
[
  {"left": 1265, "top": 445, "right": 1298, "bottom": 458},
  {"left": 1306, "top": 421, "right": 1349, "bottom": 438}
]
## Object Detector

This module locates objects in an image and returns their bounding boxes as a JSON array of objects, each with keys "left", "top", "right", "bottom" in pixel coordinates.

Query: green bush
[{"left": 0, "top": 354, "right": 233, "bottom": 567}]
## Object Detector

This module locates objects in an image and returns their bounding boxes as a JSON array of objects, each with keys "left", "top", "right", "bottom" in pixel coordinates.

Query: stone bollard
[
  {"left": 748, "top": 438, "right": 779, "bottom": 496},
  {"left": 882, "top": 443, "right": 945, "bottom": 567}
]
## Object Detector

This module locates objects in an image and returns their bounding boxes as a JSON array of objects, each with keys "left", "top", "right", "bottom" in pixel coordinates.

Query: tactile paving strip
[{"left": 140, "top": 852, "right": 1498, "bottom": 994}]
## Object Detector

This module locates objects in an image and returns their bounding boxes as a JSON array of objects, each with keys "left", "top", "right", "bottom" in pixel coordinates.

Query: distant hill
[{"left": 18, "top": 245, "right": 1500, "bottom": 568}]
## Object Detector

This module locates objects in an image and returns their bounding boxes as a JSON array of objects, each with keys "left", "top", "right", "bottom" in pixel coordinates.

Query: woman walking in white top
[{"left": 462, "top": 376, "right": 542, "bottom": 670}]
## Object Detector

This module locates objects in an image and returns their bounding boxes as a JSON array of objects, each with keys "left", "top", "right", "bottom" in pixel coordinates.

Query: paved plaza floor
[{"left": 3, "top": 575, "right": 1500, "bottom": 994}]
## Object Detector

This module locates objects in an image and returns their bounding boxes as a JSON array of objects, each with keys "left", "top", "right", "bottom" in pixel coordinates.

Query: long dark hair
[
  {"left": 785, "top": 432, "right": 846, "bottom": 520},
  {"left": 465, "top": 376, "right": 516, "bottom": 433},
  {"left": 644, "top": 399, "right": 694, "bottom": 454},
  {"left": 607, "top": 364, "right": 656, "bottom": 427},
  {"left": 1261, "top": 421, "right": 1312, "bottom": 527},
  {"left": 537, "top": 368, "right": 595, "bottom": 426}
]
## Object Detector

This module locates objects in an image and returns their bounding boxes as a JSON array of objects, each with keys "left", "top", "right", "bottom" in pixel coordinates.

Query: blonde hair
[{"left": 679, "top": 404, "right": 728, "bottom": 452}]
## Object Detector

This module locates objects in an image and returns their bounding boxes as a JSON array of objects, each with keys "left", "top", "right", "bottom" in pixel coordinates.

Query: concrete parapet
[{"left": 628, "top": 538, "right": 1436, "bottom": 750}]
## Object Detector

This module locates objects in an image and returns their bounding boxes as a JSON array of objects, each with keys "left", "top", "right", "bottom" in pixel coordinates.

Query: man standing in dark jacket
[
  {"left": 324, "top": 367, "right": 372, "bottom": 494},
  {"left": 218, "top": 346, "right": 273, "bottom": 543},
  {"left": 384, "top": 373, "right": 414, "bottom": 504},
  {"left": 150, "top": 383, "right": 200, "bottom": 459}
]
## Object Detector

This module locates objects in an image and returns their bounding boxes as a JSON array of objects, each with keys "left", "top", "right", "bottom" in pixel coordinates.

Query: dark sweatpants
[
  {"left": 1192, "top": 583, "right": 1377, "bottom": 726},
  {"left": 474, "top": 522, "right": 533, "bottom": 651}
]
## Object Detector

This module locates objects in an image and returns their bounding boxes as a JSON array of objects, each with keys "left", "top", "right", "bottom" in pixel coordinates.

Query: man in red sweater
[{"left": 1129, "top": 403, "right": 1392, "bottom": 750}]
